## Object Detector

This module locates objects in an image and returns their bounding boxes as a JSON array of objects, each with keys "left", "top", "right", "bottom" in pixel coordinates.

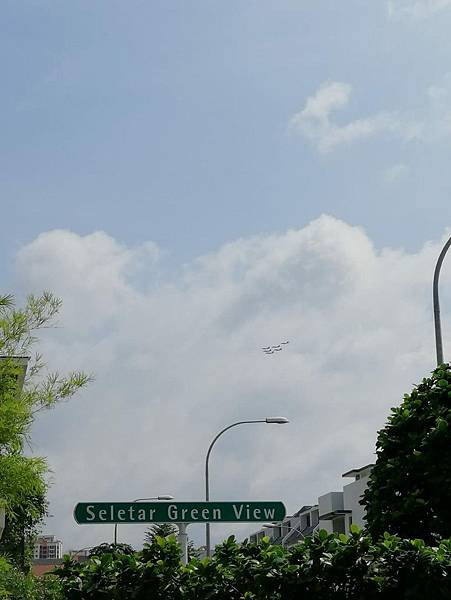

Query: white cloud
[
  {"left": 291, "top": 76, "right": 451, "bottom": 153},
  {"left": 383, "top": 163, "right": 411, "bottom": 183},
  {"left": 15, "top": 217, "right": 451, "bottom": 551},
  {"left": 290, "top": 81, "right": 419, "bottom": 153},
  {"left": 388, "top": 0, "right": 451, "bottom": 20}
]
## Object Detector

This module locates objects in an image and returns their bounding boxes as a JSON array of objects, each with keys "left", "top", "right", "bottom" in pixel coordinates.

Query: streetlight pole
[
  {"left": 113, "top": 495, "right": 174, "bottom": 544},
  {"left": 204, "top": 416, "right": 289, "bottom": 557},
  {"left": 433, "top": 235, "right": 451, "bottom": 365}
]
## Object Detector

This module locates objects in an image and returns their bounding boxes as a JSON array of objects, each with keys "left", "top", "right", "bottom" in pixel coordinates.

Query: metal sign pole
[{"left": 176, "top": 523, "right": 188, "bottom": 565}]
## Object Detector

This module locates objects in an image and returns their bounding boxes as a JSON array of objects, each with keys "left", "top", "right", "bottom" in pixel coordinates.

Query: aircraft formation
[{"left": 261, "top": 341, "right": 290, "bottom": 355}]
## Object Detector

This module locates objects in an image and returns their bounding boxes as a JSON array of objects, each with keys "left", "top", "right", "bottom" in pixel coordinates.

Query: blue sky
[
  {"left": 2, "top": 0, "right": 451, "bottom": 281},
  {"left": 3, "top": 1, "right": 451, "bottom": 551}
]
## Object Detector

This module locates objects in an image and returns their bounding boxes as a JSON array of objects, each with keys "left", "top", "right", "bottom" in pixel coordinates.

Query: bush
[
  {"left": 0, "top": 555, "right": 62, "bottom": 599},
  {"left": 88, "top": 542, "right": 135, "bottom": 557},
  {"left": 53, "top": 530, "right": 451, "bottom": 599},
  {"left": 363, "top": 363, "right": 451, "bottom": 543}
]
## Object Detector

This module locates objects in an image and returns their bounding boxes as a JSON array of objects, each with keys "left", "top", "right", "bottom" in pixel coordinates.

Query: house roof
[{"left": 342, "top": 463, "right": 374, "bottom": 478}]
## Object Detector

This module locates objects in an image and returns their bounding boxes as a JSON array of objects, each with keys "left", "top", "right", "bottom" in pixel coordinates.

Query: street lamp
[
  {"left": 113, "top": 495, "right": 174, "bottom": 544},
  {"left": 433, "top": 235, "right": 451, "bottom": 365},
  {"left": 133, "top": 495, "right": 174, "bottom": 503},
  {"left": 205, "top": 417, "right": 289, "bottom": 557}
]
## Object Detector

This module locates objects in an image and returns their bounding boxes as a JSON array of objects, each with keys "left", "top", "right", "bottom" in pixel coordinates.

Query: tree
[
  {"left": 144, "top": 523, "right": 201, "bottom": 559},
  {"left": 88, "top": 542, "right": 135, "bottom": 557},
  {"left": 0, "top": 292, "right": 92, "bottom": 569},
  {"left": 187, "top": 539, "right": 202, "bottom": 560},
  {"left": 363, "top": 363, "right": 451, "bottom": 543},
  {"left": 144, "top": 522, "right": 178, "bottom": 543}
]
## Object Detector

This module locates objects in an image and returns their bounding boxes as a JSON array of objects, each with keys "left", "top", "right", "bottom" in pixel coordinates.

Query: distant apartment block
[{"left": 33, "top": 535, "right": 63, "bottom": 560}]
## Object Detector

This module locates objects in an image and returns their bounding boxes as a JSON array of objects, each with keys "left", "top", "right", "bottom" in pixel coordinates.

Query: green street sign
[{"left": 74, "top": 501, "right": 286, "bottom": 524}]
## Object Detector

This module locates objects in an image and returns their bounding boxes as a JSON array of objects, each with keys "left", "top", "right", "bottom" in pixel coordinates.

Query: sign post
[
  {"left": 74, "top": 501, "right": 286, "bottom": 564},
  {"left": 176, "top": 523, "right": 188, "bottom": 564}
]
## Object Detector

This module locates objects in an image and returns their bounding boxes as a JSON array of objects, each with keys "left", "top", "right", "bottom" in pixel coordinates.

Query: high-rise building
[{"left": 33, "top": 535, "right": 63, "bottom": 560}]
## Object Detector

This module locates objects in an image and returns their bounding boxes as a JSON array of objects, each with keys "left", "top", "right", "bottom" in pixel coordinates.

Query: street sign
[{"left": 74, "top": 501, "right": 286, "bottom": 524}]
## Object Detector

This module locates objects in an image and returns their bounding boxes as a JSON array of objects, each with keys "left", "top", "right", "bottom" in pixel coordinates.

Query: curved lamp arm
[
  {"left": 205, "top": 417, "right": 289, "bottom": 501},
  {"left": 205, "top": 420, "right": 264, "bottom": 501},
  {"left": 433, "top": 235, "right": 451, "bottom": 365}
]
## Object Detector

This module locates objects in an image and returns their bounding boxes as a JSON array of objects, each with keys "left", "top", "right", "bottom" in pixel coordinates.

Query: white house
[
  {"left": 317, "top": 464, "right": 372, "bottom": 535},
  {"left": 247, "top": 463, "right": 373, "bottom": 545},
  {"left": 249, "top": 504, "right": 320, "bottom": 547}
]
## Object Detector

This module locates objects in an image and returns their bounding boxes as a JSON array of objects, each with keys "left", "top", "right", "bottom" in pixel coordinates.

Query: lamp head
[
  {"left": 157, "top": 495, "right": 174, "bottom": 500},
  {"left": 265, "top": 417, "right": 289, "bottom": 424}
]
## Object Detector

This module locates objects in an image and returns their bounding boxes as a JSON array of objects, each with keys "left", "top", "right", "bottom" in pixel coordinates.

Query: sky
[{"left": 2, "top": 0, "right": 451, "bottom": 551}]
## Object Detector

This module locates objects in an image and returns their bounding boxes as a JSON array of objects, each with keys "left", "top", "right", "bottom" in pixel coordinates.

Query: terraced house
[{"left": 249, "top": 464, "right": 373, "bottom": 547}]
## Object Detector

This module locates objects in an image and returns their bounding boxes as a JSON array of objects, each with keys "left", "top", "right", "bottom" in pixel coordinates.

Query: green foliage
[
  {"left": 0, "top": 555, "right": 62, "bottom": 599},
  {"left": 144, "top": 522, "right": 178, "bottom": 543},
  {"left": 89, "top": 543, "right": 135, "bottom": 557},
  {"left": 363, "top": 363, "right": 451, "bottom": 543},
  {"left": 56, "top": 536, "right": 182, "bottom": 600},
  {"left": 53, "top": 530, "right": 451, "bottom": 599},
  {"left": 0, "top": 455, "right": 48, "bottom": 569},
  {"left": 144, "top": 523, "right": 201, "bottom": 559},
  {"left": 0, "top": 292, "right": 92, "bottom": 568}
]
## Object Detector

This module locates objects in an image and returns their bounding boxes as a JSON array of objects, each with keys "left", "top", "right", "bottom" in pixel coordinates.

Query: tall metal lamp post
[
  {"left": 114, "top": 495, "right": 174, "bottom": 544},
  {"left": 204, "top": 417, "right": 289, "bottom": 557},
  {"left": 433, "top": 235, "right": 451, "bottom": 365}
]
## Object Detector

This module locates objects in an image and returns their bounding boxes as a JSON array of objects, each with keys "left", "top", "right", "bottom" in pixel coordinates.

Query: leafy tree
[
  {"left": 0, "top": 292, "right": 92, "bottom": 569},
  {"left": 88, "top": 542, "right": 135, "bottom": 557},
  {"left": 0, "top": 555, "right": 62, "bottom": 599},
  {"left": 363, "top": 363, "right": 451, "bottom": 543},
  {"left": 144, "top": 524, "right": 201, "bottom": 559},
  {"left": 144, "top": 523, "right": 178, "bottom": 543},
  {"left": 187, "top": 539, "right": 201, "bottom": 560}
]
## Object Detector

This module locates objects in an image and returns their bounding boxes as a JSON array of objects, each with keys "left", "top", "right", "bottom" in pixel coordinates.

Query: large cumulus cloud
[{"left": 15, "top": 216, "right": 451, "bottom": 551}]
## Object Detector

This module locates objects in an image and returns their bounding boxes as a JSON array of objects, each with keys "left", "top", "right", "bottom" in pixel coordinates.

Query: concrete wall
[
  {"left": 32, "top": 559, "right": 63, "bottom": 577},
  {"left": 318, "top": 491, "right": 344, "bottom": 518},
  {"left": 343, "top": 470, "right": 371, "bottom": 534}
]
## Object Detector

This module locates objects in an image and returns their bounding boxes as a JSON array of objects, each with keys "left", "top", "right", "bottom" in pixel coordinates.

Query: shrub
[
  {"left": 54, "top": 530, "right": 451, "bottom": 599},
  {"left": 0, "top": 555, "right": 62, "bottom": 599},
  {"left": 363, "top": 363, "right": 451, "bottom": 543}
]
